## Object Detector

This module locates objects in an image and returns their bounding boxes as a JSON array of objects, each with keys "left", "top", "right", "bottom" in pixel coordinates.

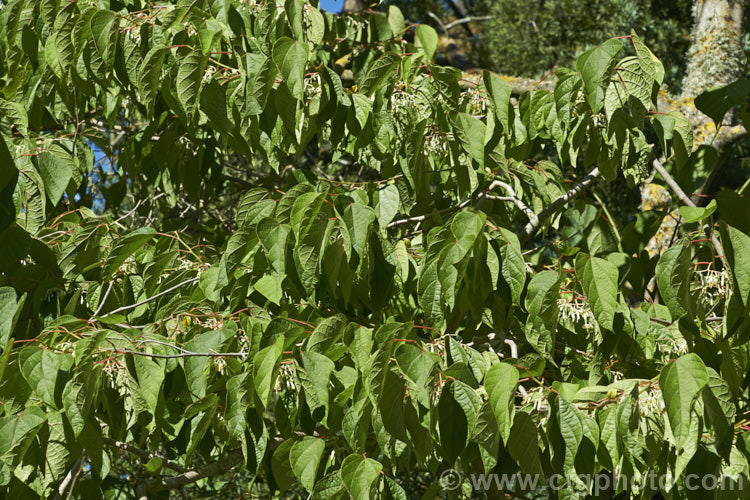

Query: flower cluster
[
  {"left": 423, "top": 131, "right": 450, "bottom": 157},
  {"left": 638, "top": 384, "right": 664, "bottom": 417},
  {"left": 463, "top": 87, "right": 488, "bottom": 114},
  {"left": 102, "top": 359, "right": 130, "bottom": 394},
  {"left": 694, "top": 268, "right": 729, "bottom": 306},
  {"left": 274, "top": 363, "right": 297, "bottom": 392},
  {"left": 521, "top": 386, "right": 547, "bottom": 413},
  {"left": 557, "top": 298, "right": 596, "bottom": 332},
  {"left": 202, "top": 65, "right": 217, "bottom": 84},
  {"left": 213, "top": 357, "right": 227, "bottom": 375},
  {"left": 304, "top": 73, "right": 322, "bottom": 99}
]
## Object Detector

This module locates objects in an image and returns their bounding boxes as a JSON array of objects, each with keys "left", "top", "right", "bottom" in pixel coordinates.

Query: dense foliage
[
  {"left": 476, "top": 0, "right": 694, "bottom": 88},
  {"left": 1, "top": 0, "right": 750, "bottom": 498}
]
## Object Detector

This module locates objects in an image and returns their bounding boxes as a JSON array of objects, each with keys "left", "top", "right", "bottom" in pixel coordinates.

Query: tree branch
[
  {"left": 54, "top": 453, "right": 86, "bottom": 500},
  {"left": 97, "top": 277, "right": 200, "bottom": 319},
  {"left": 651, "top": 157, "right": 725, "bottom": 262},
  {"left": 103, "top": 437, "right": 186, "bottom": 473},
  {"left": 387, "top": 198, "right": 472, "bottom": 228},
  {"left": 147, "top": 450, "right": 244, "bottom": 491},
  {"left": 476, "top": 180, "right": 536, "bottom": 219},
  {"left": 519, "top": 167, "right": 601, "bottom": 244},
  {"left": 689, "top": 123, "right": 748, "bottom": 205}
]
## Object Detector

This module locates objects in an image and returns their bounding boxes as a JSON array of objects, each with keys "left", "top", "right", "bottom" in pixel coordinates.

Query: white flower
[
  {"left": 304, "top": 73, "right": 321, "bottom": 99},
  {"left": 638, "top": 385, "right": 664, "bottom": 417},
  {"left": 213, "top": 357, "right": 227, "bottom": 375},
  {"left": 557, "top": 298, "right": 596, "bottom": 332},
  {"left": 521, "top": 386, "right": 546, "bottom": 413},
  {"left": 274, "top": 363, "right": 297, "bottom": 392}
]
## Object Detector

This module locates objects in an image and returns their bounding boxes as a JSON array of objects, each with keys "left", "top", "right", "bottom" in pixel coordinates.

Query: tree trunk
[{"left": 681, "top": 0, "right": 745, "bottom": 98}]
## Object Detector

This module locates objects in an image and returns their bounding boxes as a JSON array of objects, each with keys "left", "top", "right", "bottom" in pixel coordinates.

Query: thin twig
[
  {"left": 97, "top": 277, "right": 200, "bottom": 319},
  {"left": 147, "top": 450, "right": 244, "bottom": 491},
  {"left": 387, "top": 198, "right": 472, "bottom": 228},
  {"left": 110, "top": 349, "right": 247, "bottom": 359},
  {"left": 92, "top": 281, "right": 115, "bottom": 319}
]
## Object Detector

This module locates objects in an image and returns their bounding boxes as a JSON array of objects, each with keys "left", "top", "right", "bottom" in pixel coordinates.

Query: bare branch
[
  {"left": 147, "top": 450, "right": 244, "bottom": 491},
  {"left": 54, "top": 453, "right": 86, "bottom": 500},
  {"left": 97, "top": 277, "right": 200, "bottom": 319},
  {"left": 520, "top": 167, "right": 601, "bottom": 243},
  {"left": 103, "top": 438, "right": 186, "bottom": 473},
  {"left": 387, "top": 198, "right": 472, "bottom": 228},
  {"left": 91, "top": 281, "right": 115, "bottom": 319},
  {"left": 651, "top": 157, "right": 725, "bottom": 262},
  {"left": 445, "top": 16, "right": 492, "bottom": 31},
  {"left": 476, "top": 180, "right": 536, "bottom": 219}
]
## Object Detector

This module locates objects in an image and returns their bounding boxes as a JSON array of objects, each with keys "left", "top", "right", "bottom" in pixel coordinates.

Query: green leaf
[
  {"left": 359, "top": 52, "right": 400, "bottom": 97},
  {"left": 138, "top": 46, "right": 167, "bottom": 120},
  {"left": 507, "top": 412, "right": 544, "bottom": 476},
  {"left": 484, "top": 362, "right": 518, "bottom": 443},
  {"left": 575, "top": 39, "right": 622, "bottom": 112},
  {"left": 387, "top": 6, "right": 405, "bottom": 35},
  {"left": 143, "top": 457, "right": 163, "bottom": 473},
  {"left": 631, "top": 30, "right": 664, "bottom": 86},
  {"left": 555, "top": 396, "right": 585, "bottom": 477},
  {"left": 721, "top": 224, "right": 750, "bottom": 311},
  {"left": 176, "top": 50, "right": 208, "bottom": 119},
  {"left": 253, "top": 336, "right": 284, "bottom": 408},
  {"left": 695, "top": 79, "right": 750, "bottom": 126},
  {"left": 524, "top": 270, "right": 561, "bottom": 357},
  {"left": 438, "top": 380, "right": 468, "bottom": 462},
  {"left": 89, "top": 10, "right": 119, "bottom": 76},
  {"left": 454, "top": 112, "right": 486, "bottom": 170},
  {"left": 498, "top": 228, "right": 526, "bottom": 306},
  {"left": 373, "top": 184, "right": 400, "bottom": 228},
  {"left": 340, "top": 454, "right": 382, "bottom": 500},
  {"left": 378, "top": 370, "right": 408, "bottom": 442},
  {"left": 0, "top": 98, "right": 28, "bottom": 136},
  {"left": 575, "top": 254, "right": 618, "bottom": 330},
  {"left": 679, "top": 199, "right": 717, "bottom": 223},
  {"left": 0, "top": 288, "right": 24, "bottom": 345},
  {"left": 103, "top": 228, "right": 156, "bottom": 277},
  {"left": 273, "top": 37, "right": 309, "bottom": 101},
  {"left": 36, "top": 151, "right": 72, "bottom": 206},
  {"left": 484, "top": 71, "right": 512, "bottom": 131},
  {"left": 415, "top": 24, "right": 438, "bottom": 61},
  {"left": 306, "top": 4, "right": 325, "bottom": 44},
  {"left": 659, "top": 353, "right": 708, "bottom": 451},
  {"left": 654, "top": 240, "right": 692, "bottom": 320},
  {"left": 290, "top": 437, "right": 325, "bottom": 492}
]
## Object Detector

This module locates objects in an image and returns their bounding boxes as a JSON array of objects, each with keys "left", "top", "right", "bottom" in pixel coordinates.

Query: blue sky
[{"left": 320, "top": 0, "right": 344, "bottom": 12}]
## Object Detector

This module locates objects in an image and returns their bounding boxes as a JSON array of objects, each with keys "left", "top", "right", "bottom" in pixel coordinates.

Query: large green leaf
[
  {"left": 340, "top": 454, "right": 382, "bottom": 500},
  {"left": 176, "top": 50, "right": 208, "bottom": 119},
  {"left": 654, "top": 241, "right": 692, "bottom": 320},
  {"left": 575, "top": 253, "right": 618, "bottom": 330},
  {"left": 484, "top": 362, "right": 518, "bottom": 443},
  {"left": 659, "top": 354, "right": 708, "bottom": 451},
  {"left": 290, "top": 437, "right": 326, "bottom": 492},
  {"left": 273, "top": 37, "right": 309, "bottom": 101},
  {"left": 575, "top": 39, "right": 622, "bottom": 112},
  {"left": 524, "top": 270, "right": 561, "bottom": 357}
]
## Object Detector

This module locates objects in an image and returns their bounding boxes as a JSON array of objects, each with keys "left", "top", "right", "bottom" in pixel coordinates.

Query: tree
[{"left": 1, "top": 0, "right": 750, "bottom": 498}]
